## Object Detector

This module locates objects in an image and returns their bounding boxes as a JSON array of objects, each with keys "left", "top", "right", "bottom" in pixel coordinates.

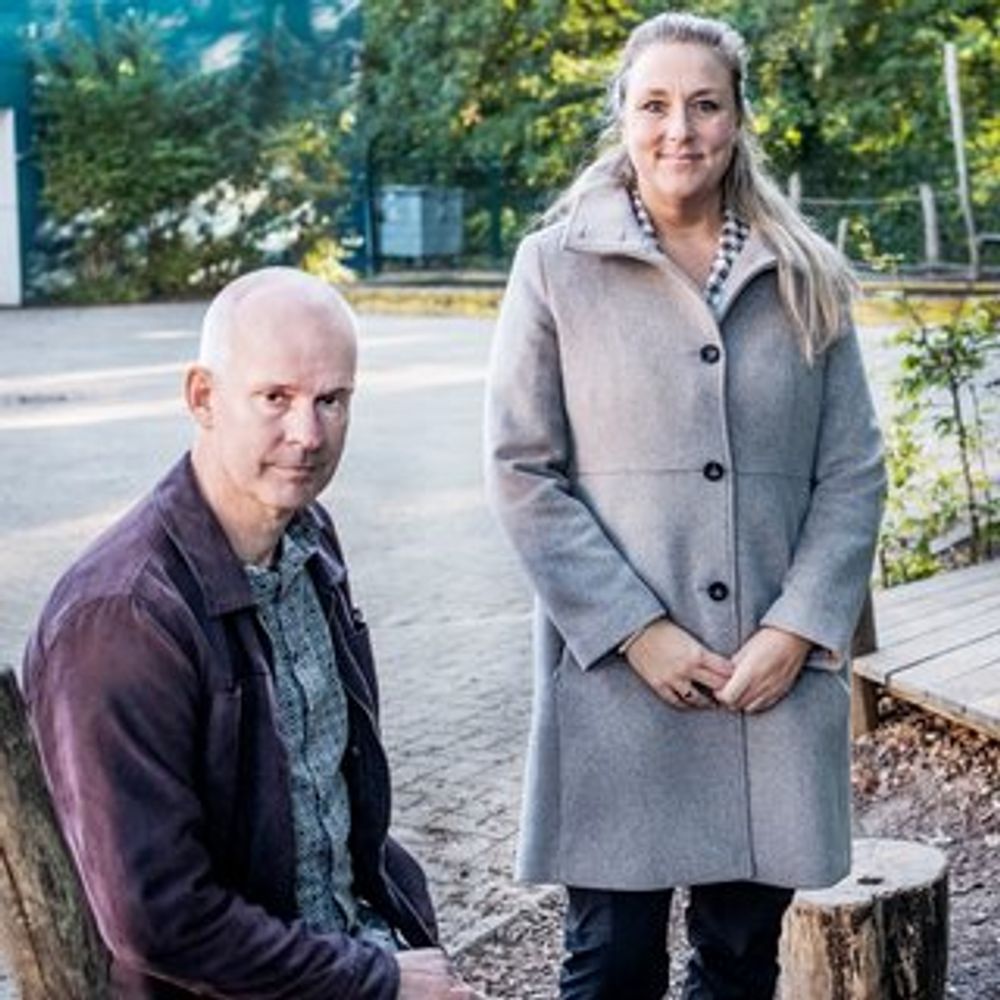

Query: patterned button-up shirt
[{"left": 245, "top": 521, "right": 358, "bottom": 935}]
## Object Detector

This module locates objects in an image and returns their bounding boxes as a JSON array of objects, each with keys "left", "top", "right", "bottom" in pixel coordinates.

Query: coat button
[
  {"left": 703, "top": 461, "right": 724, "bottom": 481},
  {"left": 700, "top": 344, "right": 721, "bottom": 364},
  {"left": 708, "top": 581, "right": 729, "bottom": 601}
]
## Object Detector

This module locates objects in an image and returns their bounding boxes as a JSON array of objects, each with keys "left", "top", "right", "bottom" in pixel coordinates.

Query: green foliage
[
  {"left": 878, "top": 405, "right": 964, "bottom": 586},
  {"left": 30, "top": 15, "right": 354, "bottom": 301},
  {"left": 361, "top": 0, "right": 999, "bottom": 260},
  {"left": 878, "top": 297, "right": 999, "bottom": 584},
  {"left": 361, "top": 0, "right": 639, "bottom": 190}
]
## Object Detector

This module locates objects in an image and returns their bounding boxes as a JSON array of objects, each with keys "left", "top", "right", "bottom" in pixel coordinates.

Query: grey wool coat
[{"left": 484, "top": 182, "right": 886, "bottom": 891}]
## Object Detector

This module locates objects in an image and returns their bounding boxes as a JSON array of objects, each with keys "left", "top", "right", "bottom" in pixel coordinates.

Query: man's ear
[{"left": 185, "top": 365, "right": 216, "bottom": 428}]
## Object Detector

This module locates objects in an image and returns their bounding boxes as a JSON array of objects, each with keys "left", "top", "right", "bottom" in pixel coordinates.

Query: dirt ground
[{"left": 456, "top": 698, "right": 1000, "bottom": 999}]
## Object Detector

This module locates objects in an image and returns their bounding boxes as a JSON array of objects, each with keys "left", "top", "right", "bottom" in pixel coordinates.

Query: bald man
[{"left": 23, "top": 269, "right": 477, "bottom": 999}]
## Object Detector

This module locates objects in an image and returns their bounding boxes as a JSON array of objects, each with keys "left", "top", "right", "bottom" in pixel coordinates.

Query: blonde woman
[{"left": 485, "top": 12, "right": 885, "bottom": 999}]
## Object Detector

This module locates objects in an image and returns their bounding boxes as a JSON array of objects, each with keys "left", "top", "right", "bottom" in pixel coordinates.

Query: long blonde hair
[{"left": 547, "top": 11, "right": 855, "bottom": 361}]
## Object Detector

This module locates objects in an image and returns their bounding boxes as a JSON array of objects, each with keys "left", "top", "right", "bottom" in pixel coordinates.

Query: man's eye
[
  {"left": 319, "top": 392, "right": 349, "bottom": 412},
  {"left": 263, "top": 391, "right": 288, "bottom": 406}
]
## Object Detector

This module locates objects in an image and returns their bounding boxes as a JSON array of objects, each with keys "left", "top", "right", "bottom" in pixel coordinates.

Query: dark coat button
[
  {"left": 700, "top": 344, "right": 721, "bottom": 363},
  {"left": 708, "top": 581, "right": 729, "bottom": 601},
  {"left": 703, "top": 461, "right": 724, "bottom": 481}
]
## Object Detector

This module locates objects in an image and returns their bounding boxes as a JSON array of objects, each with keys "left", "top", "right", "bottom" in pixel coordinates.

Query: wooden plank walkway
[{"left": 855, "top": 559, "right": 1000, "bottom": 739}]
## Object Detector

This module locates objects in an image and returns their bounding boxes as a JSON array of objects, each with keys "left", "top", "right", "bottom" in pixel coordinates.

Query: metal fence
[{"left": 357, "top": 173, "right": 1000, "bottom": 280}]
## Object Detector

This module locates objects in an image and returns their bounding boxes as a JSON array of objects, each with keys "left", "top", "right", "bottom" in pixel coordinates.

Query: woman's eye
[
  {"left": 693, "top": 99, "right": 720, "bottom": 114},
  {"left": 641, "top": 100, "right": 667, "bottom": 115}
]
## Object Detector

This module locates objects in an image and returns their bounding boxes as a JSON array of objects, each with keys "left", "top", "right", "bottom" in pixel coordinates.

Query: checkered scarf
[{"left": 628, "top": 186, "right": 749, "bottom": 316}]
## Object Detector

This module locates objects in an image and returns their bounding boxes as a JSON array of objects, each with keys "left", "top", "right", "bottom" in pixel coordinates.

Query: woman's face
[{"left": 622, "top": 41, "right": 739, "bottom": 218}]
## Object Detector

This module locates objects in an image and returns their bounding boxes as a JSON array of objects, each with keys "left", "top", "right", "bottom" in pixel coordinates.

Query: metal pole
[
  {"left": 363, "top": 139, "right": 379, "bottom": 278},
  {"left": 943, "top": 42, "right": 979, "bottom": 276},
  {"left": 488, "top": 161, "right": 503, "bottom": 267},
  {"left": 918, "top": 183, "right": 940, "bottom": 267},
  {"left": 835, "top": 217, "right": 849, "bottom": 256},
  {"left": 788, "top": 171, "right": 802, "bottom": 210}
]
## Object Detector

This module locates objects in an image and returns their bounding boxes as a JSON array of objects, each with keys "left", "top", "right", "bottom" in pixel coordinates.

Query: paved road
[
  {"left": 0, "top": 303, "right": 541, "bottom": 997},
  {"left": 0, "top": 299, "right": 978, "bottom": 995}
]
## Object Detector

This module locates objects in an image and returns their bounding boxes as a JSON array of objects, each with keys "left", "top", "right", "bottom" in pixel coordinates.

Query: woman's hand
[
  {"left": 625, "top": 619, "right": 733, "bottom": 709},
  {"left": 716, "top": 627, "right": 812, "bottom": 713}
]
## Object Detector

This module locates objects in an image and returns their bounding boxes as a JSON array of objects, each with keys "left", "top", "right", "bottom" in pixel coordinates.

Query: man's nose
[{"left": 286, "top": 402, "right": 323, "bottom": 449}]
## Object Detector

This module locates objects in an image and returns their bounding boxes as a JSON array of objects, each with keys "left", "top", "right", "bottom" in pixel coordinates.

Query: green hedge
[{"left": 30, "top": 16, "right": 353, "bottom": 302}]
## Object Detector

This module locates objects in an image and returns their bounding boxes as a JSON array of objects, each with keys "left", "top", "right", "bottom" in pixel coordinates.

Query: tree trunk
[
  {"left": 0, "top": 668, "right": 110, "bottom": 999},
  {"left": 779, "top": 838, "right": 949, "bottom": 999}
]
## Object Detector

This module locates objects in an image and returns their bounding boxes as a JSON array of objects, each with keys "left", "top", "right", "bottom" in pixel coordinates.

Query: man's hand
[
  {"left": 716, "top": 627, "right": 811, "bottom": 713},
  {"left": 397, "top": 948, "right": 482, "bottom": 999},
  {"left": 624, "top": 619, "right": 733, "bottom": 709}
]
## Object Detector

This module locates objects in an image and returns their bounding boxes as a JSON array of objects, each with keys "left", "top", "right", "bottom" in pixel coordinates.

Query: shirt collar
[
  {"left": 155, "top": 454, "right": 337, "bottom": 617},
  {"left": 245, "top": 519, "right": 322, "bottom": 602}
]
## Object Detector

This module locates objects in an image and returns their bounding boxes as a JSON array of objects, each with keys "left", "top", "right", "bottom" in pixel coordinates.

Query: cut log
[
  {"left": 0, "top": 667, "right": 110, "bottom": 998},
  {"left": 779, "top": 838, "right": 949, "bottom": 1000}
]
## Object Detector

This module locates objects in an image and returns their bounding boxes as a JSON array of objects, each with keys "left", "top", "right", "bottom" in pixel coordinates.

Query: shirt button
[
  {"left": 708, "top": 581, "right": 730, "bottom": 601},
  {"left": 700, "top": 344, "right": 721, "bottom": 364},
  {"left": 703, "top": 461, "right": 724, "bottom": 481}
]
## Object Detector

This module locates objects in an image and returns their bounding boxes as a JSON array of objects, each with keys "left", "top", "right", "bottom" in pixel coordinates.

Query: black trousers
[{"left": 560, "top": 881, "right": 794, "bottom": 1000}]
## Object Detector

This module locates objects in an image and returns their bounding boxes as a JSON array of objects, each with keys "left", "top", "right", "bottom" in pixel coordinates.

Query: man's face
[{"left": 195, "top": 292, "right": 356, "bottom": 528}]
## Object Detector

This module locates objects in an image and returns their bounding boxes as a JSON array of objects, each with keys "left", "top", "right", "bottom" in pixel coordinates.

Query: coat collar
[
  {"left": 154, "top": 454, "right": 344, "bottom": 618},
  {"left": 562, "top": 182, "right": 661, "bottom": 262},
  {"left": 714, "top": 228, "right": 778, "bottom": 322},
  {"left": 560, "top": 181, "right": 779, "bottom": 323}
]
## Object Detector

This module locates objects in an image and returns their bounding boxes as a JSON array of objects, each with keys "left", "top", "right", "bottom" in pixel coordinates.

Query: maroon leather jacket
[{"left": 23, "top": 455, "right": 437, "bottom": 998}]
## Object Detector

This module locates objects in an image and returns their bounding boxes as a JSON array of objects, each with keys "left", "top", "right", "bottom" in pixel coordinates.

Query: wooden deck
[{"left": 855, "top": 559, "right": 1000, "bottom": 739}]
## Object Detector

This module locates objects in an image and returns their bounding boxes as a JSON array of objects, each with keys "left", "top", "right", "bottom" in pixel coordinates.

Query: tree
[
  {"left": 30, "top": 13, "right": 355, "bottom": 300},
  {"left": 360, "top": 0, "right": 999, "bottom": 260},
  {"left": 361, "top": 0, "right": 641, "bottom": 188}
]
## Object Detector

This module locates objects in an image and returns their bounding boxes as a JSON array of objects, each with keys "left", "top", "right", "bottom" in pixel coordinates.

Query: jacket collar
[
  {"left": 714, "top": 229, "right": 778, "bottom": 321},
  {"left": 562, "top": 182, "right": 661, "bottom": 262},
  {"left": 560, "top": 181, "right": 778, "bottom": 321},
  {"left": 154, "top": 454, "right": 343, "bottom": 618}
]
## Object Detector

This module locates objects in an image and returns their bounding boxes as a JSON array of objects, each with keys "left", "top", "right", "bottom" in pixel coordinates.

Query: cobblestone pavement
[
  {"left": 0, "top": 300, "right": 955, "bottom": 995},
  {"left": 0, "top": 304, "right": 538, "bottom": 996}
]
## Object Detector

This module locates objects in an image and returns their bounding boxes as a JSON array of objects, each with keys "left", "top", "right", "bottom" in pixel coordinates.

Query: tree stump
[
  {"left": 779, "top": 838, "right": 948, "bottom": 1000},
  {"left": 0, "top": 667, "right": 110, "bottom": 998}
]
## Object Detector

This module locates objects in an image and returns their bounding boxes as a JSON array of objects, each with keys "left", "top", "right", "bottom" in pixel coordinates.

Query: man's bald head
[
  {"left": 198, "top": 267, "right": 358, "bottom": 373},
  {"left": 186, "top": 267, "right": 359, "bottom": 563}
]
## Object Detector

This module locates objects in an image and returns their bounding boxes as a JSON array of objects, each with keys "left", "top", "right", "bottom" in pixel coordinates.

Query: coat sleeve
[
  {"left": 759, "top": 326, "right": 887, "bottom": 659},
  {"left": 24, "top": 595, "right": 400, "bottom": 1000},
  {"left": 484, "top": 234, "right": 665, "bottom": 669}
]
